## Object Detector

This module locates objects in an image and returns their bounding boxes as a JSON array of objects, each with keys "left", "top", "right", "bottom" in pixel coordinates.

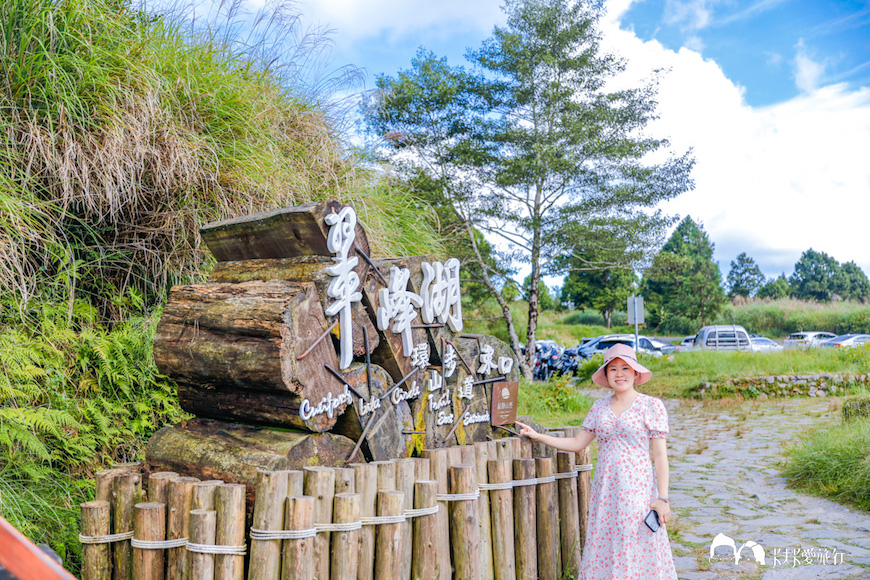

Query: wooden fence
[{"left": 80, "top": 436, "right": 591, "bottom": 580}]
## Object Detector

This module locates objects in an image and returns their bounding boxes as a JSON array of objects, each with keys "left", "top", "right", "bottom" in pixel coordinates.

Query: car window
[{"left": 640, "top": 339, "right": 653, "bottom": 349}]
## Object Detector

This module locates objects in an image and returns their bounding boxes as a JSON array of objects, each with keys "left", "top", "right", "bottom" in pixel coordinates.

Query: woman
[{"left": 516, "top": 343, "right": 678, "bottom": 579}]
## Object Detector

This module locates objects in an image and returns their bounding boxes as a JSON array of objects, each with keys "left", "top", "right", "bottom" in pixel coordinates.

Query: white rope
[
  {"left": 511, "top": 478, "right": 539, "bottom": 487},
  {"left": 576, "top": 464, "right": 593, "bottom": 472},
  {"left": 360, "top": 514, "right": 407, "bottom": 526},
  {"left": 315, "top": 521, "right": 363, "bottom": 533},
  {"left": 79, "top": 531, "right": 134, "bottom": 545},
  {"left": 536, "top": 475, "right": 556, "bottom": 484},
  {"left": 553, "top": 471, "right": 579, "bottom": 480},
  {"left": 437, "top": 490, "right": 480, "bottom": 501},
  {"left": 131, "top": 538, "right": 189, "bottom": 550},
  {"left": 185, "top": 543, "right": 247, "bottom": 556},
  {"left": 249, "top": 528, "right": 317, "bottom": 541},
  {"left": 404, "top": 505, "right": 440, "bottom": 518},
  {"left": 478, "top": 482, "right": 514, "bottom": 491}
]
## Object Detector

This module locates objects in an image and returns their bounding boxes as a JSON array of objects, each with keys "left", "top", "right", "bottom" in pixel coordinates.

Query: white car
[
  {"left": 749, "top": 336, "right": 783, "bottom": 352},
  {"left": 679, "top": 336, "right": 695, "bottom": 351},
  {"left": 819, "top": 334, "right": 870, "bottom": 348},
  {"left": 783, "top": 331, "right": 836, "bottom": 348}
]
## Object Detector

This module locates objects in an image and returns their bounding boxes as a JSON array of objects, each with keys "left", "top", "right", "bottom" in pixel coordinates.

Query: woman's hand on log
[{"left": 515, "top": 421, "right": 539, "bottom": 440}]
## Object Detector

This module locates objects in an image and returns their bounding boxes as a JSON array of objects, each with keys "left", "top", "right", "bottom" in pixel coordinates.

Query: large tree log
[
  {"left": 154, "top": 280, "right": 347, "bottom": 432},
  {"left": 145, "top": 418, "right": 358, "bottom": 516},
  {"left": 330, "top": 363, "right": 414, "bottom": 461},
  {"left": 200, "top": 201, "right": 371, "bottom": 284},
  {"left": 209, "top": 256, "right": 378, "bottom": 358}
]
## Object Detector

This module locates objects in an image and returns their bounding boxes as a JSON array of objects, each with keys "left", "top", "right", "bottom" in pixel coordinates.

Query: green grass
[
  {"left": 782, "top": 415, "right": 870, "bottom": 511},
  {"left": 517, "top": 375, "right": 595, "bottom": 428}
]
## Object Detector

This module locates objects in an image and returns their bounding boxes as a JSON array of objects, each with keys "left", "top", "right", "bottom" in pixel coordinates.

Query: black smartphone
[{"left": 644, "top": 509, "right": 661, "bottom": 533}]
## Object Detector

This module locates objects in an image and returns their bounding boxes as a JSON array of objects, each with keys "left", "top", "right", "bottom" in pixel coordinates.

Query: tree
[
  {"left": 642, "top": 216, "right": 725, "bottom": 326},
  {"left": 561, "top": 248, "right": 636, "bottom": 327},
  {"left": 726, "top": 252, "right": 765, "bottom": 298},
  {"left": 834, "top": 262, "right": 870, "bottom": 303},
  {"left": 789, "top": 249, "right": 841, "bottom": 301},
  {"left": 757, "top": 274, "right": 790, "bottom": 300},
  {"left": 366, "top": 0, "right": 694, "bottom": 376}
]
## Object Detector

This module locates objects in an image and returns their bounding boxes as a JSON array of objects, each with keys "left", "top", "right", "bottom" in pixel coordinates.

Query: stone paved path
[{"left": 662, "top": 396, "right": 870, "bottom": 580}]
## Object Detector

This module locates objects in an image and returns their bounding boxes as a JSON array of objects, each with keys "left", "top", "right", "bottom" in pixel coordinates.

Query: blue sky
[{"left": 206, "top": 0, "right": 870, "bottom": 284}]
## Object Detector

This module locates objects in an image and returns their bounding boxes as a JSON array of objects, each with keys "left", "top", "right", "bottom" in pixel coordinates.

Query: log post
[
  {"left": 395, "top": 459, "right": 416, "bottom": 580},
  {"left": 281, "top": 497, "right": 315, "bottom": 580},
  {"left": 421, "top": 448, "right": 451, "bottom": 580},
  {"left": 373, "top": 490, "right": 404, "bottom": 580},
  {"left": 132, "top": 502, "right": 165, "bottom": 580},
  {"left": 191, "top": 481, "right": 223, "bottom": 511},
  {"left": 576, "top": 446, "right": 591, "bottom": 550},
  {"left": 188, "top": 509, "right": 216, "bottom": 580},
  {"left": 410, "top": 481, "right": 438, "bottom": 580},
  {"left": 249, "top": 470, "right": 290, "bottom": 580},
  {"left": 147, "top": 473, "right": 178, "bottom": 505},
  {"left": 113, "top": 470, "right": 139, "bottom": 580},
  {"left": 167, "top": 476, "right": 199, "bottom": 580},
  {"left": 330, "top": 494, "right": 361, "bottom": 580},
  {"left": 512, "top": 458, "right": 537, "bottom": 580},
  {"left": 535, "top": 457, "right": 560, "bottom": 580},
  {"left": 473, "top": 441, "right": 495, "bottom": 580},
  {"left": 81, "top": 500, "right": 112, "bottom": 580},
  {"left": 350, "top": 463, "right": 377, "bottom": 580},
  {"left": 448, "top": 465, "right": 480, "bottom": 580},
  {"left": 215, "top": 483, "right": 246, "bottom": 580},
  {"left": 556, "top": 452, "right": 581, "bottom": 577},
  {"left": 412, "top": 458, "right": 430, "bottom": 481},
  {"left": 518, "top": 436, "right": 532, "bottom": 460},
  {"left": 287, "top": 471, "right": 304, "bottom": 497},
  {"left": 373, "top": 461, "right": 396, "bottom": 492},
  {"left": 303, "top": 467, "right": 335, "bottom": 580},
  {"left": 487, "top": 460, "right": 515, "bottom": 580},
  {"left": 334, "top": 468, "right": 355, "bottom": 495},
  {"left": 494, "top": 439, "right": 513, "bottom": 461}
]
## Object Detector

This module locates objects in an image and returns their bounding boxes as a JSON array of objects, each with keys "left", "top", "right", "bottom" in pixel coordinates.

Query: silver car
[{"left": 783, "top": 331, "right": 836, "bottom": 348}]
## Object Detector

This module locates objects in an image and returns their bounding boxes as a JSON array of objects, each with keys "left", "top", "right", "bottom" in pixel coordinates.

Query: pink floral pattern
[{"left": 579, "top": 393, "right": 678, "bottom": 579}]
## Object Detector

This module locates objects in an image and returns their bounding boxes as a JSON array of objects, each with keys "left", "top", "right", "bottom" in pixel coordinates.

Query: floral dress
[{"left": 579, "top": 393, "right": 678, "bottom": 579}]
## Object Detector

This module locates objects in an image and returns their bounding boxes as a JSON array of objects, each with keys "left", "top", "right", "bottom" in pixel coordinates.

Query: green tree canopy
[
  {"left": 757, "top": 274, "right": 790, "bottom": 300},
  {"left": 726, "top": 252, "right": 766, "bottom": 298},
  {"left": 365, "top": 0, "right": 694, "bottom": 375},
  {"left": 834, "top": 261, "right": 870, "bottom": 303},
  {"left": 642, "top": 216, "right": 725, "bottom": 327},
  {"left": 561, "top": 248, "right": 636, "bottom": 328},
  {"left": 789, "top": 249, "right": 842, "bottom": 301}
]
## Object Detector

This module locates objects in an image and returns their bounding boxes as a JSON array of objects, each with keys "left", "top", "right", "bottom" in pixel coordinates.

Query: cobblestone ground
[{"left": 662, "top": 396, "right": 870, "bottom": 580}]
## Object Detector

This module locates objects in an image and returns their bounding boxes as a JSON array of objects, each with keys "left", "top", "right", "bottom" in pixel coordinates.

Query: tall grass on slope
[
  {"left": 719, "top": 297, "right": 870, "bottom": 336},
  {"left": 783, "top": 417, "right": 870, "bottom": 511},
  {"left": 0, "top": 0, "right": 441, "bottom": 320}
]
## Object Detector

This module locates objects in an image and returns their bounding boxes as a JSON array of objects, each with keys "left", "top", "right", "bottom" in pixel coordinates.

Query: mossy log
[
  {"left": 209, "top": 255, "right": 379, "bottom": 358},
  {"left": 145, "top": 418, "right": 357, "bottom": 515},
  {"left": 199, "top": 200, "right": 371, "bottom": 284},
  {"left": 330, "top": 363, "right": 414, "bottom": 461},
  {"left": 154, "top": 280, "right": 346, "bottom": 432}
]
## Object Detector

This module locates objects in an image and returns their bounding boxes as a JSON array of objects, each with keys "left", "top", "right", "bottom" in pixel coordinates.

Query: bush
[{"left": 715, "top": 298, "right": 870, "bottom": 337}]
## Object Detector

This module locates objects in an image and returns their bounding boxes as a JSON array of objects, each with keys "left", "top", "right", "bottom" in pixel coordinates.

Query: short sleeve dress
[{"left": 579, "top": 393, "right": 678, "bottom": 580}]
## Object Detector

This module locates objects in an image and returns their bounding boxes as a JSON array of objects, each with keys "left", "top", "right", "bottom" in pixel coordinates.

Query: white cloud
[
  {"left": 601, "top": 1, "right": 870, "bottom": 277},
  {"left": 793, "top": 39, "right": 826, "bottom": 93},
  {"left": 663, "top": 0, "right": 713, "bottom": 30}
]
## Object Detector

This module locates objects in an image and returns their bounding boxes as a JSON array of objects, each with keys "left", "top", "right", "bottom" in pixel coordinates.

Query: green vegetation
[
  {"left": 518, "top": 375, "right": 594, "bottom": 428},
  {"left": 783, "top": 414, "right": 870, "bottom": 511},
  {"left": 717, "top": 297, "right": 870, "bottom": 336}
]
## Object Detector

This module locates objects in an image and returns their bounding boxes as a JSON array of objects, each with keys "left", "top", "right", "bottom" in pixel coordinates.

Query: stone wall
[{"left": 692, "top": 373, "right": 870, "bottom": 399}]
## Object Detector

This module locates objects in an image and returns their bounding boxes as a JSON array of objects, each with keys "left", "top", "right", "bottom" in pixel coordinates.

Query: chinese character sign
[
  {"left": 324, "top": 207, "right": 363, "bottom": 369},
  {"left": 376, "top": 266, "right": 422, "bottom": 356},
  {"left": 420, "top": 258, "right": 463, "bottom": 332}
]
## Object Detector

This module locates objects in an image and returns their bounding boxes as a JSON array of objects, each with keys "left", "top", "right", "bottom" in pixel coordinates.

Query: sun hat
[{"left": 591, "top": 343, "right": 652, "bottom": 388}]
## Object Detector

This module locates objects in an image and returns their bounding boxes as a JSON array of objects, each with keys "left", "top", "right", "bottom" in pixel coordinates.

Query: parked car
[
  {"left": 579, "top": 334, "right": 677, "bottom": 358},
  {"left": 749, "top": 336, "right": 783, "bottom": 352},
  {"left": 679, "top": 336, "right": 695, "bottom": 351},
  {"left": 819, "top": 334, "right": 870, "bottom": 348},
  {"left": 693, "top": 325, "right": 751, "bottom": 350},
  {"left": 783, "top": 331, "right": 837, "bottom": 348}
]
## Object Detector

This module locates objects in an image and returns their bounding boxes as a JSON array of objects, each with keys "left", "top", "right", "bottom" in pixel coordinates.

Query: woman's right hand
[{"left": 515, "top": 421, "right": 538, "bottom": 440}]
